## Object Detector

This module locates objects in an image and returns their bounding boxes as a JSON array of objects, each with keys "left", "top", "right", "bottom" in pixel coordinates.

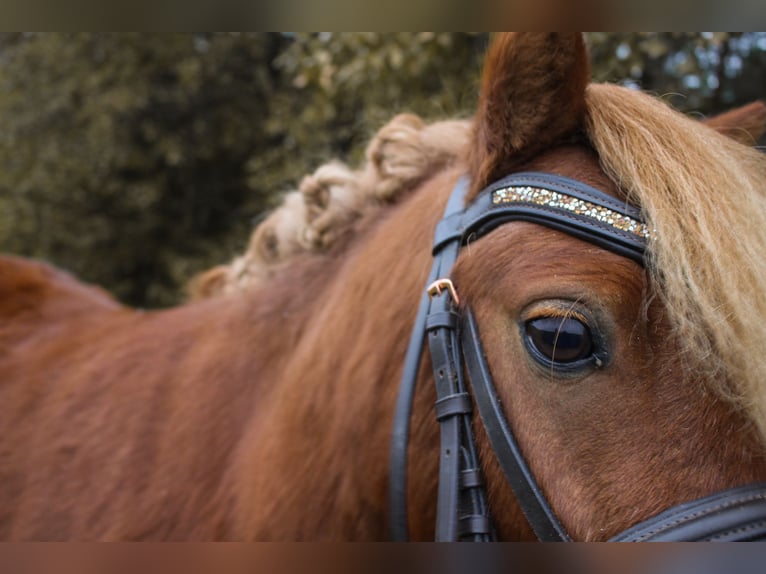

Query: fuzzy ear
[
  {"left": 704, "top": 101, "right": 766, "bottom": 145},
  {"left": 469, "top": 33, "right": 590, "bottom": 198}
]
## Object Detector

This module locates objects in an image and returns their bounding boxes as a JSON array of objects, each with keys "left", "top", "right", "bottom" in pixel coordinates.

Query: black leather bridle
[{"left": 389, "top": 171, "right": 766, "bottom": 542}]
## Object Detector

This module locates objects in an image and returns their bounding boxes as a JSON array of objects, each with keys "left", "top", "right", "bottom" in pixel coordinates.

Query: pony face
[
  {"left": 441, "top": 32, "right": 766, "bottom": 540},
  {"left": 452, "top": 145, "right": 766, "bottom": 539}
]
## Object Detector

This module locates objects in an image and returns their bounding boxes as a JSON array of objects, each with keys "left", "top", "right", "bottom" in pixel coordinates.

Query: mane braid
[
  {"left": 188, "top": 114, "right": 470, "bottom": 299},
  {"left": 585, "top": 83, "right": 766, "bottom": 441}
]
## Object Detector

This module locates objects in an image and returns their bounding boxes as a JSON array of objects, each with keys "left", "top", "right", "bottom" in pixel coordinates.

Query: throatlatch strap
[{"left": 388, "top": 253, "right": 441, "bottom": 541}]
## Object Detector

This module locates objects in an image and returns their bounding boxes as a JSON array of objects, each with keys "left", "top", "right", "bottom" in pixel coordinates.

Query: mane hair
[
  {"left": 585, "top": 84, "right": 766, "bottom": 439},
  {"left": 189, "top": 114, "right": 470, "bottom": 298}
]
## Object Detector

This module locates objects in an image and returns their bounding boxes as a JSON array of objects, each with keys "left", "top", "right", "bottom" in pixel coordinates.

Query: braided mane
[{"left": 188, "top": 114, "right": 470, "bottom": 299}]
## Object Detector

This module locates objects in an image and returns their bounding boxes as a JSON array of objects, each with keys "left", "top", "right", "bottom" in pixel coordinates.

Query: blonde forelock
[{"left": 585, "top": 83, "right": 766, "bottom": 440}]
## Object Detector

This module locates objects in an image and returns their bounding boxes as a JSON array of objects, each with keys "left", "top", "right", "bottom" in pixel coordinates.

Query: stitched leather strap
[
  {"left": 462, "top": 309, "right": 571, "bottom": 541},
  {"left": 610, "top": 483, "right": 766, "bottom": 541},
  {"left": 427, "top": 284, "right": 492, "bottom": 541},
  {"left": 433, "top": 172, "right": 646, "bottom": 264},
  {"left": 389, "top": 177, "right": 472, "bottom": 541}
]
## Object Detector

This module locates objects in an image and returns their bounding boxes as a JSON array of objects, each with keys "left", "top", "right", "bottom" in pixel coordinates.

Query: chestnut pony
[{"left": 3, "top": 33, "right": 766, "bottom": 541}]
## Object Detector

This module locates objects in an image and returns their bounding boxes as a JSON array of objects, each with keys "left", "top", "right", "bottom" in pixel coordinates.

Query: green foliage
[
  {"left": 258, "top": 33, "right": 486, "bottom": 193},
  {"left": 274, "top": 33, "right": 484, "bottom": 150},
  {"left": 0, "top": 33, "right": 284, "bottom": 306},
  {"left": 588, "top": 33, "right": 766, "bottom": 113},
  {"left": 0, "top": 33, "right": 764, "bottom": 307}
]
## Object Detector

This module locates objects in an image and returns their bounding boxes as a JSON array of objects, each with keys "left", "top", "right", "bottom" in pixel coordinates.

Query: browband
[{"left": 432, "top": 172, "right": 647, "bottom": 263}]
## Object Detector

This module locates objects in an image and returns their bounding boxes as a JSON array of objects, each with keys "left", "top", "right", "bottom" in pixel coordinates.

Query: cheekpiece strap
[{"left": 389, "top": 176, "right": 475, "bottom": 541}]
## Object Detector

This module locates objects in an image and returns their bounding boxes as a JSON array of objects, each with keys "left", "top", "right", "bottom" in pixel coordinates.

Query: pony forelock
[{"left": 585, "top": 83, "right": 766, "bottom": 441}]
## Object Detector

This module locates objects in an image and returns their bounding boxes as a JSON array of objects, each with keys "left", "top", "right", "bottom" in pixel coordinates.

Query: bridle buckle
[{"left": 426, "top": 278, "right": 460, "bottom": 305}]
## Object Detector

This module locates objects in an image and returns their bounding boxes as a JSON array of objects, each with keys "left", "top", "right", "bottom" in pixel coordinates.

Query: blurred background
[{"left": 1, "top": 32, "right": 764, "bottom": 308}]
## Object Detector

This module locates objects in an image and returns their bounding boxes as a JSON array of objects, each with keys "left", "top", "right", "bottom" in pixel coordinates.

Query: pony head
[{"left": 442, "top": 32, "right": 766, "bottom": 539}]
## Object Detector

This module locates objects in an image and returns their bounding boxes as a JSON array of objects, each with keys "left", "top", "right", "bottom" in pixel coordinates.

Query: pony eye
[{"left": 524, "top": 316, "right": 594, "bottom": 365}]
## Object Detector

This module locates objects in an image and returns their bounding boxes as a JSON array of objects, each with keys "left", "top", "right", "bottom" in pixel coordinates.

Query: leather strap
[
  {"left": 433, "top": 172, "right": 646, "bottom": 263},
  {"left": 462, "top": 309, "right": 571, "bottom": 541},
  {"left": 427, "top": 281, "right": 492, "bottom": 541},
  {"left": 610, "top": 483, "right": 766, "bottom": 541},
  {"left": 389, "top": 177, "right": 472, "bottom": 541}
]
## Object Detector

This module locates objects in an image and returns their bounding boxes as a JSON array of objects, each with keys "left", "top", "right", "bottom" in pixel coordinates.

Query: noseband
[{"left": 389, "top": 171, "right": 766, "bottom": 542}]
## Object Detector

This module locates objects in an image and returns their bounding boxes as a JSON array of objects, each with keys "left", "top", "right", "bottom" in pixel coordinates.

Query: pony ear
[
  {"left": 704, "top": 101, "right": 766, "bottom": 145},
  {"left": 469, "top": 33, "right": 590, "bottom": 197}
]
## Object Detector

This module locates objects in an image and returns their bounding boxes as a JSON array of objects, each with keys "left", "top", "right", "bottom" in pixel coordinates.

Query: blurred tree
[
  {"left": 0, "top": 33, "right": 285, "bottom": 306},
  {"left": 587, "top": 32, "right": 766, "bottom": 116},
  {"left": 256, "top": 32, "right": 487, "bottom": 201},
  {"left": 272, "top": 33, "right": 485, "bottom": 155},
  {"left": 0, "top": 33, "right": 763, "bottom": 307}
]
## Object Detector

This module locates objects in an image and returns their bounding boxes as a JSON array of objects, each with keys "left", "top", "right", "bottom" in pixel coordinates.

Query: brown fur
[
  {"left": 2, "top": 33, "right": 766, "bottom": 541},
  {"left": 0, "top": 256, "right": 122, "bottom": 352}
]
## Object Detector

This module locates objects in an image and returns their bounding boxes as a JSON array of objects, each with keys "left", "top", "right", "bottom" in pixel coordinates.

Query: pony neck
[{"left": 224, "top": 168, "right": 461, "bottom": 540}]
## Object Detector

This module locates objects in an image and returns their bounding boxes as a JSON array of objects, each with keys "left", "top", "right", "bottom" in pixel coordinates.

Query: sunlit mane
[
  {"left": 188, "top": 114, "right": 470, "bottom": 299},
  {"left": 585, "top": 83, "right": 766, "bottom": 440}
]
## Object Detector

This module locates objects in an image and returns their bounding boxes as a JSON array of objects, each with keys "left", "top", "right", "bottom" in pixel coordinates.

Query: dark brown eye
[{"left": 525, "top": 316, "right": 594, "bottom": 364}]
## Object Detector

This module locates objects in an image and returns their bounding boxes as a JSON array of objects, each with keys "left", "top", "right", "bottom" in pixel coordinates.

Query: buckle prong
[{"left": 427, "top": 278, "right": 460, "bottom": 305}]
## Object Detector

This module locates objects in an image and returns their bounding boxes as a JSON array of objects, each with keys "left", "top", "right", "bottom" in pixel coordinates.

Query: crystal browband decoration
[{"left": 492, "top": 186, "right": 650, "bottom": 240}]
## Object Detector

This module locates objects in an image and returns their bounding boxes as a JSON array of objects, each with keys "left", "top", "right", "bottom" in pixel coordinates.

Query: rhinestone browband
[{"left": 493, "top": 185, "right": 650, "bottom": 240}]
